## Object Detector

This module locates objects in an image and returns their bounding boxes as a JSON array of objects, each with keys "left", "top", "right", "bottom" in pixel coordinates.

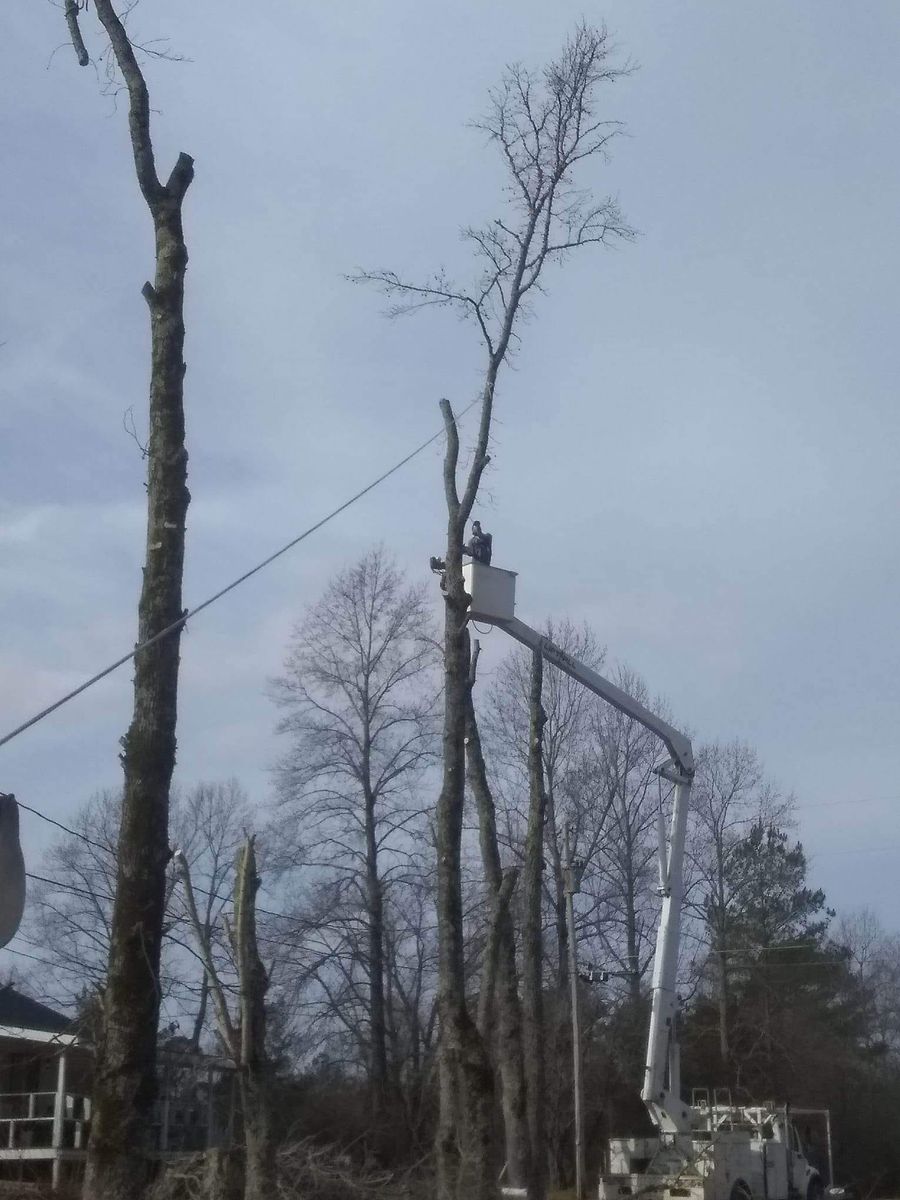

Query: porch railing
[{"left": 0, "top": 1092, "right": 91, "bottom": 1151}]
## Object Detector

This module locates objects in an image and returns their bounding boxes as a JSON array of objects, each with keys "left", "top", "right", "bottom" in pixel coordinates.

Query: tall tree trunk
[
  {"left": 234, "top": 838, "right": 275, "bottom": 1200},
  {"left": 713, "top": 871, "right": 730, "bottom": 1070},
  {"left": 523, "top": 650, "right": 548, "bottom": 1200},
  {"left": 716, "top": 915, "right": 730, "bottom": 1069},
  {"left": 81, "top": 5, "right": 193, "bottom": 1197},
  {"left": 191, "top": 971, "right": 210, "bottom": 1051},
  {"left": 624, "top": 859, "right": 642, "bottom": 1006},
  {"left": 364, "top": 778, "right": 390, "bottom": 1126},
  {"left": 545, "top": 784, "right": 569, "bottom": 993},
  {"left": 465, "top": 674, "right": 531, "bottom": 1191},
  {"left": 435, "top": 398, "right": 497, "bottom": 1200},
  {"left": 239, "top": 1069, "right": 274, "bottom": 1200},
  {"left": 717, "top": 946, "right": 730, "bottom": 1067}
]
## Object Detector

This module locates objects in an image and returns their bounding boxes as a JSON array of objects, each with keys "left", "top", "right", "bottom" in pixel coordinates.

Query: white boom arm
[{"left": 463, "top": 562, "right": 694, "bottom": 1135}]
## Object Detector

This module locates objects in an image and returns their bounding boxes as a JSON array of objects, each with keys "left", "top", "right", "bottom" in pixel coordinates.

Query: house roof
[{"left": 0, "top": 985, "right": 72, "bottom": 1035}]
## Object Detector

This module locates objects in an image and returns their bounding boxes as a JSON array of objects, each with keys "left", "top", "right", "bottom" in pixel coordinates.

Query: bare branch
[
  {"left": 64, "top": 0, "right": 90, "bottom": 67},
  {"left": 122, "top": 405, "right": 148, "bottom": 458},
  {"left": 172, "top": 850, "right": 236, "bottom": 1051},
  {"left": 440, "top": 398, "right": 461, "bottom": 518},
  {"left": 90, "top": 0, "right": 162, "bottom": 207}
]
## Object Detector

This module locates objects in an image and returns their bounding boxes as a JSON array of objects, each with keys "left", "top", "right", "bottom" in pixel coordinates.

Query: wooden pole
[
  {"left": 52, "top": 1050, "right": 67, "bottom": 1190},
  {"left": 564, "top": 828, "right": 586, "bottom": 1200}
]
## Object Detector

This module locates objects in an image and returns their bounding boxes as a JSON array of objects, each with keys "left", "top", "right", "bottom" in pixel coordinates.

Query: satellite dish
[{"left": 0, "top": 794, "right": 26, "bottom": 948}]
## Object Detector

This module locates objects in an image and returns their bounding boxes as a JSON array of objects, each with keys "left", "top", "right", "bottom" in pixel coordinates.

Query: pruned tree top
[{"left": 66, "top": 0, "right": 193, "bottom": 218}]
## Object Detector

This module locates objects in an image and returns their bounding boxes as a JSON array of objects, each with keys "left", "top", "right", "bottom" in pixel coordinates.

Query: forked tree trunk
[
  {"left": 435, "top": 620, "right": 496, "bottom": 1198},
  {"left": 80, "top": 5, "right": 193, "bottom": 1197},
  {"left": 522, "top": 650, "right": 548, "bottom": 1200},
  {"left": 435, "top": 399, "right": 497, "bottom": 1200},
  {"left": 465, "top": 678, "right": 531, "bottom": 1190}
]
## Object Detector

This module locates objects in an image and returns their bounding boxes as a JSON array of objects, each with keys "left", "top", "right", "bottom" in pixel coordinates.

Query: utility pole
[{"left": 563, "top": 825, "right": 586, "bottom": 1200}]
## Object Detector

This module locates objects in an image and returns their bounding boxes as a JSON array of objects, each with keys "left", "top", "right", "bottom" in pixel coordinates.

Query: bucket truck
[{"left": 460, "top": 557, "right": 830, "bottom": 1200}]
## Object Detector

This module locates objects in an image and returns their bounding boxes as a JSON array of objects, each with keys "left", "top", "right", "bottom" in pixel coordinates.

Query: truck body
[{"left": 601, "top": 1105, "right": 823, "bottom": 1200}]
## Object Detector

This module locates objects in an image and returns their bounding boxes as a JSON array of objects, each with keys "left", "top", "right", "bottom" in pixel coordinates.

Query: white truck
[
  {"left": 603, "top": 1102, "right": 826, "bottom": 1200},
  {"left": 462, "top": 557, "right": 831, "bottom": 1200}
]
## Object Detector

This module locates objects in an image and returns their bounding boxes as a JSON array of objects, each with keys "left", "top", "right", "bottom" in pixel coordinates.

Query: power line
[
  {"left": 17, "top": 792, "right": 900, "bottom": 939},
  {"left": 25, "top": 871, "right": 114, "bottom": 903},
  {"left": 0, "top": 398, "right": 476, "bottom": 753},
  {"left": 17, "top": 806, "right": 312, "bottom": 927},
  {"left": 2, "top": 943, "right": 96, "bottom": 978},
  {"left": 17, "top": 802, "right": 111, "bottom": 856},
  {"left": 793, "top": 795, "right": 899, "bottom": 811}
]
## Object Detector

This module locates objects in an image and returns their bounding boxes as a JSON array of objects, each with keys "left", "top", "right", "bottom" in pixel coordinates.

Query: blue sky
[{"left": 2, "top": 2, "right": 899, "bottom": 931}]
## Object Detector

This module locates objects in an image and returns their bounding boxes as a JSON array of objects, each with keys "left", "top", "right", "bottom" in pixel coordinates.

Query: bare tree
[
  {"left": 176, "top": 837, "right": 275, "bottom": 1200},
  {"left": 688, "top": 741, "right": 790, "bottom": 1067},
  {"left": 583, "top": 668, "right": 665, "bottom": 1009},
  {"left": 270, "top": 547, "right": 438, "bottom": 1130},
  {"left": 22, "top": 784, "right": 248, "bottom": 1039},
  {"left": 382, "top": 877, "right": 440, "bottom": 1154},
  {"left": 487, "top": 621, "right": 606, "bottom": 988},
  {"left": 22, "top": 791, "right": 119, "bottom": 1007},
  {"left": 836, "top": 909, "right": 900, "bottom": 1057},
  {"left": 169, "top": 781, "right": 252, "bottom": 1048},
  {"left": 63, "top": 4, "right": 194, "bottom": 1195},
  {"left": 485, "top": 623, "right": 610, "bottom": 1188},
  {"left": 356, "top": 26, "right": 633, "bottom": 1197},
  {"left": 273, "top": 871, "right": 440, "bottom": 1158}
]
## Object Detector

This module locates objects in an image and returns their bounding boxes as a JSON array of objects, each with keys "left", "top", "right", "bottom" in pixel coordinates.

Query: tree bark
[
  {"left": 545, "top": 783, "right": 569, "bottom": 993},
  {"left": 191, "top": 972, "right": 210, "bottom": 1051},
  {"left": 239, "top": 1069, "right": 275, "bottom": 1200},
  {"left": 523, "top": 650, "right": 548, "bottom": 1200},
  {"left": 717, "top": 933, "right": 730, "bottom": 1067},
  {"left": 435, "top": 398, "right": 497, "bottom": 1200},
  {"left": 234, "top": 840, "right": 276, "bottom": 1200},
  {"left": 82, "top": 5, "right": 193, "bottom": 1197},
  {"left": 364, "top": 774, "right": 390, "bottom": 1125},
  {"left": 465, "top": 679, "right": 531, "bottom": 1191},
  {"left": 713, "top": 871, "right": 730, "bottom": 1069}
]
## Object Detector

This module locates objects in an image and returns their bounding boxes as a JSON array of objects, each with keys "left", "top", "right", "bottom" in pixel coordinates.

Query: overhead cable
[{"left": 0, "top": 398, "right": 476, "bottom": 752}]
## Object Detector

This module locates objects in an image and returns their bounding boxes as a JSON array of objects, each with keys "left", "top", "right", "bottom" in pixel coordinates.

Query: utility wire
[
  {"left": 17, "top": 807, "right": 312, "bottom": 926},
  {"left": 17, "top": 802, "right": 111, "bottom": 856},
  {"left": 16, "top": 792, "right": 900, "bottom": 946},
  {"left": 25, "top": 871, "right": 112, "bottom": 902},
  {"left": 3, "top": 943, "right": 99, "bottom": 977},
  {"left": 0, "top": 398, "right": 476, "bottom": 753}
]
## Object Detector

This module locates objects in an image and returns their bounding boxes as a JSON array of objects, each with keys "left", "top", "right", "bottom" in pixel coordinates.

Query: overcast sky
[{"left": 2, "top": 2, "right": 899, "bottom": 942}]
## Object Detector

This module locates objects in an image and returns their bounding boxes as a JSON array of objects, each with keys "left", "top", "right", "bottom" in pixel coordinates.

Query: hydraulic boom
[
  {"left": 463, "top": 560, "right": 695, "bottom": 1134},
  {"left": 455, "top": 552, "right": 832, "bottom": 1200}
]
